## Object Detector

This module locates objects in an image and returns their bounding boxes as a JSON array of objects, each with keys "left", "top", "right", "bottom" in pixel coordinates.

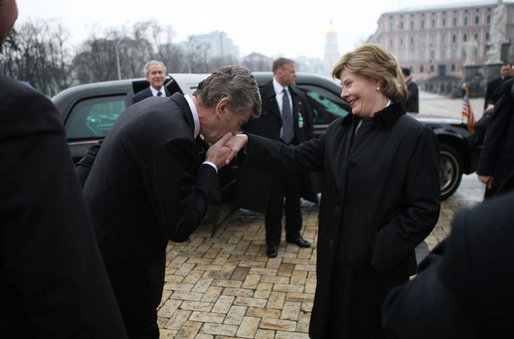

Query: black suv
[{"left": 52, "top": 72, "right": 481, "bottom": 200}]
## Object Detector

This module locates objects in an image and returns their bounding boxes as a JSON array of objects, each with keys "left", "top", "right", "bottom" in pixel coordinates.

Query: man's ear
[{"left": 215, "top": 98, "right": 231, "bottom": 119}]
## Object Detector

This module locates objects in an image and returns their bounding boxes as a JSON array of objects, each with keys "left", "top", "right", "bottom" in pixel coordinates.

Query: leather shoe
[
  {"left": 267, "top": 245, "right": 278, "bottom": 258},
  {"left": 286, "top": 236, "right": 311, "bottom": 248}
]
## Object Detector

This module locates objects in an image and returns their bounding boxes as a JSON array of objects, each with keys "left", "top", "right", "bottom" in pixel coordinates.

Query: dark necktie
[
  {"left": 282, "top": 88, "right": 293, "bottom": 143},
  {"left": 157, "top": 91, "right": 163, "bottom": 97}
]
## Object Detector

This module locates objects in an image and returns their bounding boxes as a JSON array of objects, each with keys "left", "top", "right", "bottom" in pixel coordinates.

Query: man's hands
[
  {"left": 205, "top": 133, "right": 249, "bottom": 169},
  {"left": 478, "top": 174, "right": 494, "bottom": 189}
]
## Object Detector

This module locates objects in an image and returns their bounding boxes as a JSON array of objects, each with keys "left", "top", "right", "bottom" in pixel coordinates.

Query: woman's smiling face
[{"left": 340, "top": 69, "right": 384, "bottom": 118}]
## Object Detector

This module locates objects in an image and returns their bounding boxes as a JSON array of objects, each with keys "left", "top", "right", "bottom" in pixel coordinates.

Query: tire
[{"left": 439, "top": 143, "right": 463, "bottom": 200}]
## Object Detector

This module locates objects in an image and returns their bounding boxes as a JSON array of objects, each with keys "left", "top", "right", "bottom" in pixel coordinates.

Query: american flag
[{"left": 461, "top": 85, "right": 475, "bottom": 133}]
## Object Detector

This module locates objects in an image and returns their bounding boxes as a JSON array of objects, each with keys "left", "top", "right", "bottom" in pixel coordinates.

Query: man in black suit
[
  {"left": 243, "top": 58, "right": 314, "bottom": 258},
  {"left": 82, "top": 65, "right": 261, "bottom": 338},
  {"left": 477, "top": 77, "right": 514, "bottom": 199},
  {"left": 484, "top": 62, "right": 512, "bottom": 114},
  {"left": 382, "top": 191, "right": 514, "bottom": 338},
  {"left": 133, "top": 60, "right": 170, "bottom": 103},
  {"left": 401, "top": 67, "right": 419, "bottom": 113},
  {"left": 0, "top": 1, "right": 127, "bottom": 337}
]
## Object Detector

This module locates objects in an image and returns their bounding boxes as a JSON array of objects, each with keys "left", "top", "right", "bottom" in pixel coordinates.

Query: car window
[
  {"left": 65, "top": 96, "right": 127, "bottom": 141},
  {"left": 299, "top": 85, "right": 350, "bottom": 125}
]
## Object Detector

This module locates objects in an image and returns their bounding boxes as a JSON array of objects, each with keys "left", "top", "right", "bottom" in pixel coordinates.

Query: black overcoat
[
  {"left": 82, "top": 93, "right": 217, "bottom": 332},
  {"left": 477, "top": 77, "right": 514, "bottom": 195},
  {"left": 242, "top": 102, "right": 441, "bottom": 338},
  {"left": 236, "top": 81, "right": 316, "bottom": 212},
  {"left": 0, "top": 74, "right": 127, "bottom": 338}
]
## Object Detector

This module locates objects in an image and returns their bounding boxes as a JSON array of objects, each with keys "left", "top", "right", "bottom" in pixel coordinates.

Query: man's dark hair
[
  {"left": 401, "top": 67, "right": 411, "bottom": 76},
  {"left": 272, "top": 57, "right": 295, "bottom": 74}
]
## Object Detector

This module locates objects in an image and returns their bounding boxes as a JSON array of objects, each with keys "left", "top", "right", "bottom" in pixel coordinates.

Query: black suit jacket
[
  {"left": 0, "top": 74, "right": 127, "bottom": 338},
  {"left": 82, "top": 93, "right": 217, "bottom": 319},
  {"left": 383, "top": 192, "right": 514, "bottom": 338},
  {"left": 484, "top": 76, "right": 503, "bottom": 109},
  {"left": 236, "top": 80, "right": 316, "bottom": 212},
  {"left": 477, "top": 77, "right": 514, "bottom": 194},
  {"left": 133, "top": 86, "right": 170, "bottom": 103}
]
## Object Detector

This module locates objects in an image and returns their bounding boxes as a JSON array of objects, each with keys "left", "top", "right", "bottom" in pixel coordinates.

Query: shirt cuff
[{"left": 202, "top": 161, "right": 218, "bottom": 173}]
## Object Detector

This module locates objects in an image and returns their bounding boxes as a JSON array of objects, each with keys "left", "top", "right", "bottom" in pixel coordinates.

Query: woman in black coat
[{"left": 225, "top": 43, "right": 441, "bottom": 338}]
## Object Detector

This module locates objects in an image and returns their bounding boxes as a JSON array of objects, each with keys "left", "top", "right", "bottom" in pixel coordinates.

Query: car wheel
[{"left": 439, "top": 143, "right": 463, "bottom": 200}]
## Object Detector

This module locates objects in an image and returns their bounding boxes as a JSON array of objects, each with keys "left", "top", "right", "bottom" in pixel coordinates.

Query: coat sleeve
[
  {"left": 243, "top": 133, "right": 325, "bottom": 172},
  {"left": 477, "top": 79, "right": 514, "bottom": 176},
  {"left": 142, "top": 137, "right": 217, "bottom": 242},
  {"left": 0, "top": 86, "right": 127, "bottom": 338},
  {"left": 371, "top": 126, "right": 441, "bottom": 273}
]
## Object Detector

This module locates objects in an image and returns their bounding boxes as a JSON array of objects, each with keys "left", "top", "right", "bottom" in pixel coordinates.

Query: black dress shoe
[
  {"left": 286, "top": 235, "right": 311, "bottom": 248},
  {"left": 267, "top": 245, "right": 278, "bottom": 258}
]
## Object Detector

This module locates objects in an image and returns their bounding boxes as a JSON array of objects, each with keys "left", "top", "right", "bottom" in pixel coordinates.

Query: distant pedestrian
[
  {"left": 133, "top": 60, "right": 170, "bottom": 103},
  {"left": 224, "top": 43, "right": 441, "bottom": 338},
  {"left": 483, "top": 61, "right": 513, "bottom": 114},
  {"left": 402, "top": 67, "right": 419, "bottom": 113}
]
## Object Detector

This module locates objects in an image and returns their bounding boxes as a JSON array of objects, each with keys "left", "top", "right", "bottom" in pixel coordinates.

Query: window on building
[
  {"left": 420, "top": 65, "right": 424, "bottom": 73},
  {"left": 451, "top": 64, "right": 456, "bottom": 71},
  {"left": 463, "top": 33, "right": 468, "bottom": 42},
  {"left": 400, "top": 21, "right": 404, "bottom": 29},
  {"left": 410, "top": 36, "right": 414, "bottom": 44},
  {"left": 487, "top": 15, "right": 491, "bottom": 24},
  {"left": 452, "top": 34, "right": 457, "bottom": 43},
  {"left": 431, "top": 35, "right": 435, "bottom": 43},
  {"left": 453, "top": 17, "right": 457, "bottom": 26},
  {"left": 464, "top": 16, "right": 468, "bottom": 25},
  {"left": 390, "top": 38, "right": 394, "bottom": 46},
  {"left": 475, "top": 33, "right": 478, "bottom": 41},
  {"left": 400, "top": 38, "right": 403, "bottom": 45},
  {"left": 430, "top": 64, "right": 435, "bottom": 72},
  {"left": 475, "top": 16, "right": 479, "bottom": 25},
  {"left": 441, "top": 48, "right": 446, "bottom": 59},
  {"left": 420, "top": 50, "right": 425, "bottom": 59},
  {"left": 452, "top": 47, "right": 457, "bottom": 58},
  {"left": 442, "top": 34, "right": 446, "bottom": 42},
  {"left": 442, "top": 18, "right": 446, "bottom": 27},
  {"left": 486, "top": 32, "right": 490, "bottom": 40},
  {"left": 421, "top": 19, "right": 425, "bottom": 28},
  {"left": 420, "top": 35, "right": 425, "bottom": 43},
  {"left": 390, "top": 22, "right": 393, "bottom": 31},
  {"left": 430, "top": 50, "right": 435, "bottom": 59},
  {"left": 432, "top": 18, "right": 436, "bottom": 27},
  {"left": 411, "top": 21, "right": 414, "bottom": 29}
]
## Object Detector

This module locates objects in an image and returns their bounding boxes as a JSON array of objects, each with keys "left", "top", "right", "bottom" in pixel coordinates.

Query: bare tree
[
  {"left": 1, "top": 19, "right": 73, "bottom": 96},
  {"left": 242, "top": 53, "right": 273, "bottom": 72}
]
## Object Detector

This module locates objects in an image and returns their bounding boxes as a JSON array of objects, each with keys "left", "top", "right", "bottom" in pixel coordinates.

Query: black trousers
[{"left": 265, "top": 170, "right": 302, "bottom": 246}]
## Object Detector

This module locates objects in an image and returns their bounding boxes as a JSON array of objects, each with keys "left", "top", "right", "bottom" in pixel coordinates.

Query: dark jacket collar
[{"left": 342, "top": 101, "right": 406, "bottom": 128}]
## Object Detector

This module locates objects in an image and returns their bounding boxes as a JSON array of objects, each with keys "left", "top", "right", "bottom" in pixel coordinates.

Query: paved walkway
[{"left": 157, "top": 175, "right": 484, "bottom": 338}]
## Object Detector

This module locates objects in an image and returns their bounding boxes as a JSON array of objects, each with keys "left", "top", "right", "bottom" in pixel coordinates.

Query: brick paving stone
[
  {"left": 200, "top": 286, "right": 223, "bottom": 303},
  {"left": 231, "top": 267, "right": 250, "bottom": 281},
  {"left": 234, "top": 296, "right": 268, "bottom": 308},
  {"left": 180, "top": 301, "right": 213, "bottom": 312},
  {"left": 175, "top": 320, "right": 202, "bottom": 338},
  {"left": 189, "top": 311, "right": 225, "bottom": 324},
  {"left": 222, "top": 287, "right": 254, "bottom": 298},
  {"left": 201, "top": 323, "right": 238, "bottom": 336},
  {"left": 213, "top": 279, "right": 242, "bottom": 288},
  {"left": 191, "top": 277, "right": 214, "bottom": 293},
  {"left": 242, "top": 274, "right": 261, "bottom": 289},
  {"left": 236, "top": 316, "right": 261, "bottom": 338},
  {"left": 278, "top": 263, "right": 295, "bottom": 277},
  {"left": 276, "top": 330, "right": 310, "bottom": 338},
  {"left": 291, "top": 271, "right": 307, "bottom": 285},
  {"left": 281, "top": 301, "right": 302, "bottom": 321},
  {"left": 182, "top": 270, "right": 204, "bottom": 284},
  {"left": 260, "top": 318, "right": 297, "bottom": 331},
  {"left": 211, "top": 295, "right": 236, "bottom": 314},
  {"left": 273, "top": 283, "right": 304, "bottom": 293},
  {"left": 255, "top": 329, "right": 275, "bottom": 338},
  {"left": 158, "top": 299, "right": 182, "bottom": 318},
  {"left": 246, "top": 307, "right": 281, "bottom": 319},
  {"left": 163, "top": 282, "right": 193, "bottom": 292},
  {"left": 164, "top": 310, "right": 191, "bottom": 330},
  {"left": 194, "top": 334, "right": 213, "bottom": 339},
  {"left": 224, "top": 305, "right": 248, "bottom": 325},
  {"left": 171, "top": 290, "right": 203, "bottom": 301},
  {"left": 296, "top": 310, "right": 311, "bottom": 332},
  {"left": 260, "top": 275, "right": 291, "bottom": 284},
  {"left": 266, "top": 291, "right": 286, "bottom": 309}
]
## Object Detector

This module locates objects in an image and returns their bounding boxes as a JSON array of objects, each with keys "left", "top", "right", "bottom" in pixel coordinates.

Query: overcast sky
[{"left": 17, "top": 0, "right": 500, "bottom": 59}]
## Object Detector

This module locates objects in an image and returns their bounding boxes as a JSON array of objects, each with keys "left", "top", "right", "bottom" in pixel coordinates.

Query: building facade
[
  {"left": 366, "top": 1, "right": 514, "bottom": 83},
  {"left": 324, "top": 22, "right": 340, "bottom": 77}
]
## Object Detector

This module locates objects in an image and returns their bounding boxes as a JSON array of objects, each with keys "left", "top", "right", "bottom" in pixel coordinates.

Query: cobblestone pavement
[
  {"left": 157, "top": 174, "right": 485, "bottom": 338},
  {"left": 156, "top": 93, "right": 487, "bottom": 338}
]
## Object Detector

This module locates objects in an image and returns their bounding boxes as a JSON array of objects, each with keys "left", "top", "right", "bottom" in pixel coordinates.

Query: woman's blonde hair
[{"left": 332, "top": 43, "right": 408, "bottom": 102}]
